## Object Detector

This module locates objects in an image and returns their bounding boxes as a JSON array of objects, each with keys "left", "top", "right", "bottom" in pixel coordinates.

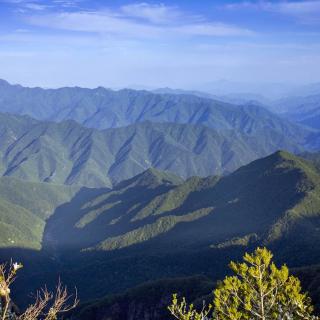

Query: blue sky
[{"left": 0, "top": 0, "right": 320, "bottom": 89}]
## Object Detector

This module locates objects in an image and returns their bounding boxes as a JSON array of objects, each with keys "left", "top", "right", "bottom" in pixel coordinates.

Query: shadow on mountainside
[{"left": 41, "top": 182, "right": 177, "bottom": 252}]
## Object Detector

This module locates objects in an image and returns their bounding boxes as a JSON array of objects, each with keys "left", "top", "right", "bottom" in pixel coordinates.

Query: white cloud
[
  {"left": 23, "top": 3, "right": 51, "bottom": 10},
  {"left": 2, "top": 0, "right": 82, "bottom": 11},
  {"left": 26, "top": 6, "right": 254, "bottom": 38},
  {"left": 120, "top": 3, "right": 183, "bottom": 24},
  {"left": 52, "top": 0, "right": 83, "bottom": 7},
  {"left": 273, "top": 1, "right": 320, "bottom": 24},
  {"left": 1, "top": 0, "right": 52, "bottom": 11},
  {"left": 3, "top": 2, "right": 254, "bottom": 37},
  {"left": 225, "top": 1, "right": 320, "bottom": 24},
  {"left": 173, "top": 23, "right": 253, "bottom": 37},
  {"left": 4, "top": 2, "right": 318, "bottom": 88},
  {"left": 273, "top": 1, "right": 320, "bottom": 14}
]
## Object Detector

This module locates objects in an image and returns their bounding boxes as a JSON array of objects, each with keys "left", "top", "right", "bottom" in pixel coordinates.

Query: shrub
[{"left": 169, "top": 247, "right": 319, "bottom": 320}]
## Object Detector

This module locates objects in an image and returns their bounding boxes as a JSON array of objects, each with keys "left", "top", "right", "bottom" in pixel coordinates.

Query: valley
[
  {"left": 0, "top": 80, "right": 320, "bottom": 319},
  {"left": 1, "top": 150, "right": 320, "bottom": 317},
  {"left": 2, "top": 1, "right": 320, "bottom": 318}
]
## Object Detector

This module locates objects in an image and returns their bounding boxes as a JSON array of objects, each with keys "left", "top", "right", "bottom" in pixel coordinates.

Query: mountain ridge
[
  {"left": 2, "top": 151, "right": 320, "bottom": 310},
  {"left": 0, "top": 79, "right": 312, "bottom": 136},
  {"left": 1, "top": 112, "right": 316, "bottom": 187},
  {"left": 41, "top": 150, "right": 320, "bottom": 256}
]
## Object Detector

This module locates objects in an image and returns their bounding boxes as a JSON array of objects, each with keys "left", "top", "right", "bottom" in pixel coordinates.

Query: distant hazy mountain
[
  {"left": 286, "top": 83, "right": 320, "bottom": 98},
  {"left": 273, "top": 94, "right": 320, "bottom": 113},
  {"left": 196, "top": 80, "right": 320, "bottom": 99},
  {"left": 0, "top": 112, "right": 318, "bottom": 187},
  {"left": 0, "top": 79, "right": 307, "bottom": 133},
  {"left": 272, "top": 94, "right": 320, "bottom": 130},
  {"left": 153, "top": 87, "right": 218, "bottom": 99},
  {"left": 154, "top": 87, "right": 269, "bottom": 106}
]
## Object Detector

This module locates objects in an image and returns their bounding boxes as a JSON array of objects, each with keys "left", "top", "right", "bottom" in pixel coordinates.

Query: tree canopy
[{"left": 169, "top": 247, "right": 318, "bottom": 320}]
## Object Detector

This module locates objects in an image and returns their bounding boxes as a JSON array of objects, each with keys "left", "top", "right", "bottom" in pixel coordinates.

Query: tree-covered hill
[
  {"left": 0, "top": 177, "right": 78, "bottom": 249},
  {"left": 43, "top": 150, "right": 320, "bottom": 258},
  {"left": 1, "top": 112, "right": 317, "bottom": 187},
  {"left": 2, "top": 151, "right": 320, "bottom": 311}
]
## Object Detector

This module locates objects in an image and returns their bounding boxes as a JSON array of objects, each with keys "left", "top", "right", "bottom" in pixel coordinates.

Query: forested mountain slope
[
  {"left": 3, "top": 151, "right": 320, "bottom": 309},
  {"left": 0, "top": 177, "right": 78, "bottom": 249},
  {"left": 1, "top": 112, "right": 317, "bottom": 187},
  {"left": 43, "top": 151, "right": 320, "bottom": 257}
]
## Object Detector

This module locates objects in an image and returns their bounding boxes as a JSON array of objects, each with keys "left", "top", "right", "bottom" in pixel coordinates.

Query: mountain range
[
  {"left": 3, "top": 79, "right": 320, "bottom": 133},
  {"left": 1, "top": 111, "right": 318, "bottom": 187},
  {"left": 1, "top": 150, "right": 320, "bottom": 313},
  {"left": 1, "top": 79, "right": 271, "bottom": 130},
  {"left": 1, "top": 79, "right": 320, "bottom": 319},
  {"left": 41, "top": 150, "right": 320, "bottom": 256},
  {"left": 277, "top": 94, "right": 320, "bottom": 130},
  {"left": 1, "top": 78, "right": 320, "bottom": 188},
  {"left": 0, "top": 79, "right": 312, "bottom": 134}
]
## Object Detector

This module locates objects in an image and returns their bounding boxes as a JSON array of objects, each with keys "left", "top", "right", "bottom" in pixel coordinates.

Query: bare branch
[{"left": 44, "top": 280, "right": 78, "bottom": 320}]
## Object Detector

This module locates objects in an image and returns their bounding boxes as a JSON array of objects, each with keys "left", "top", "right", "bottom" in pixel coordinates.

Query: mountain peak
[
  {"left": 0, "top": 79, "right": 10, "bottom": 87},
  {"left": 266, "top": 150, "right": 317, "bottom": 171},
  {"left": 272, "top": 149, "right": 295, "bottom": 160},
  {"left": 231, "top": 150, "right": 312, "bottom": 180}
]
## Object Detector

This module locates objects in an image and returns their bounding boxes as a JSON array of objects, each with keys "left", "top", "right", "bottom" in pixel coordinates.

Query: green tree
[
  {"left": 168, "top": 247, "right": 318, "bottom": 320},
  {"left": 214, "top": 247, "right": 316, "bottom": 320},
  {"left": 168, "top": 294, "right": 212, "bottom": 320}
]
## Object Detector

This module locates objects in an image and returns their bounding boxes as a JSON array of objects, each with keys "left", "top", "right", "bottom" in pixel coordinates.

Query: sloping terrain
[
  {"left": 1, "top": 112, "right": 317, "bottom": 187},
  {"left": 273, "top": 94, "right": 320, "bottom": 129},
  {"left": 0, "top": 79, "right": 312, "bottom": 137},
  {"left": 73, "top": 265, "right": 320, "bottom": 320},
  {"left": 4, "top": 151, "right": 320, "bottom": 308},
  {"left": 274, "top": 94, "right": 320, "bottom": 114},
  {"left": 0, "top": 177, "right": 78, "bottom": 249},
  {"left": 43, "top": 151, "right": 320, "bottom": 256},
  {"left": 42, "top": 168, "right": 182, "bottom": 251},
  {"left": 73, "top": 275, "right": 214, "bottom": 320}
]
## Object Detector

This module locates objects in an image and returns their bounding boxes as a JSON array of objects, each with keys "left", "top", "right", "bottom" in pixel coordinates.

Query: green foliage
[
  {"left": 168, "top": 248, "right": 318, "bottom": 320},
  {"left": 0, "top": 198, "right": 44, "bottom": 249},
  {"left": 214, "top": 247, "right": 315, "bottom": 320},
  {"left": 90, "top": 207, "right": 213, "bottom": 251},
  {"left": 168, "top": 294, "right": 212, "bottom": 320},
  {"left": 0, "top": 177, "right": 78, "bottom": 249},
  {"left": 0, "top": 177, "right": 78, "bottom": 220},
  {"left": 295, "top": 264, "right": 320, "bottom": 312}
]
